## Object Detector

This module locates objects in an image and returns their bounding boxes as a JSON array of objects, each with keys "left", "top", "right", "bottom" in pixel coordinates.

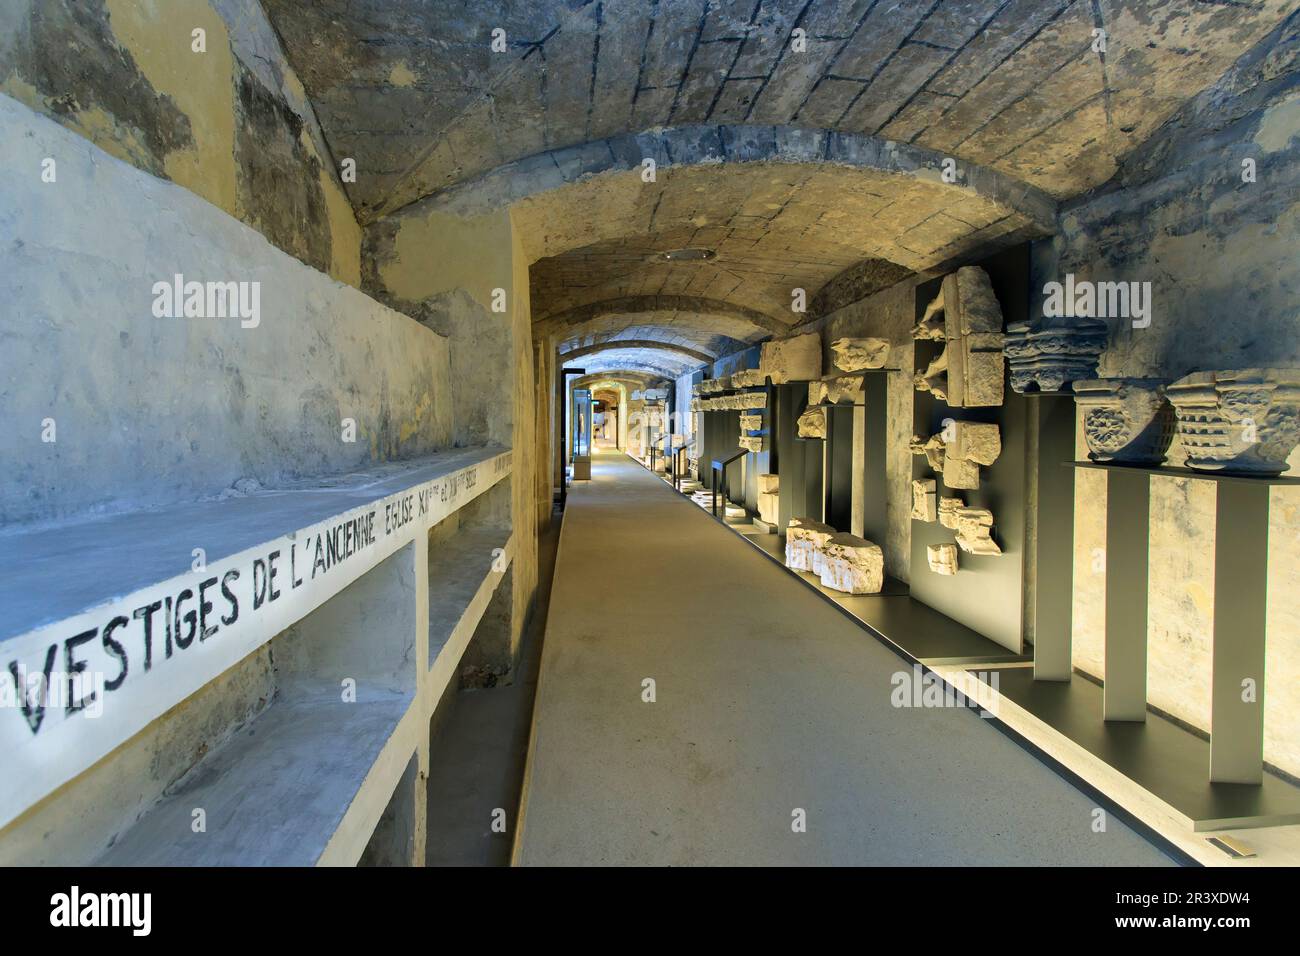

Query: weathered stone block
[
  {"left": 1165, "top": 369, "right": 1300, "bottom": 475},
  {"left": 831, "top": 337, "right": 890, "bottom": 372},
  {"left": 911, "top": 478, "right": 937, "bottom": 521},
  {"left": 946, "top": 421, "right": 1001, "bottom": 466},
  {"left": 757, "top": 473, "right": 780, "bottom": 494},
  {"left": 1004, "top": 318, "right": 1108, "bottom": 394},
  {"left": 1072, "top": 377, "right": 1174, "bottom": 465},
  {"left": 797, "top": 405, "right": 828, "bottom": 439},
  {"left": 760, "top": 331, "right": 822, "bottom": 383},
  {"left": 818, "top": 533, "right": 884, "bottom": 594},
  {"left": 938, "top": 496, "right": 963, "bottom": 529},
  {"left": 954, "top": 507, "right": 1001, "bottom": 555},
  {"left": 739, "top": 434, "right": 764, "bottom": 452},
  {"left": 758, "top": 491, "right": 779, "bottom": 525},
  {"left": 785, "top": 517, "right": 835, "bottom": 572},
  {"left": 739, "top": 413, "right": 763, "bottom": 431},
  {"left": 927, "top": 543, "right": 959, "bottom": 575},
  {"left": 913, "top": 266, "right": 1005, "bottom": 407},
  {"left": 910, "top": 434, "right": 945, "bottom": 472},
  {"left": 943, "top": 457, "right": 981, "bottom": 490},
  {"left": 730, "top": 368, "right": 767, "bottom": 387}
]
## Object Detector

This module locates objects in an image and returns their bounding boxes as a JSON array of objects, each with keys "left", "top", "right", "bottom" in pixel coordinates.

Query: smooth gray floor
[{"left": 514, "top": 451, "right": 1176, "bottom": 866}]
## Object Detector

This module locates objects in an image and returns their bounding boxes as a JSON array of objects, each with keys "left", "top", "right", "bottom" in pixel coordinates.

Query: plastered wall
[
  {"left": 0, "top": 0, "right": 361, "bottom": 285},
  {"left": 363, "top": 202, "right": 539, "bottom": 671},
  {"left": 0, "top": 95, "right": 452, "bottom": 525}
]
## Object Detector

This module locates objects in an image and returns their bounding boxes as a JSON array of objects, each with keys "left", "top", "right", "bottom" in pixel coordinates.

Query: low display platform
[{"left": 967, "top": 666, "right": 1300, "bottom": 832}]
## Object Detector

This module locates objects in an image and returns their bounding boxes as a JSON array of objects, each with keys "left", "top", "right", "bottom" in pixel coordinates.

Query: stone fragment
[
  {"left": 1004, "top": 319, "right": 1108, "bottom": 393},
  {"left": 946, "top": 421, "right": 1001, "bottom": 466},
  {"left": 943, "top": 457, "right": 980, "bottom": 490},
  {"left": 912, "top": 288, "right": 945, "bottom": 340},
  {"left": 729, "top": 368, "right": 768, "bottom": 387},
  {"left": 739, "top": 413, "right": 763, "bottom": 431},
  {"left": 785, "top": 517, "right": 835, "bottom": 572},
  {"left": 758, "top": 491, "right": 779, "bottom": 525},
  {"left": 831, "top": 337, "right": 890, "bottom": 372},
  {"left": 797, "top": 405, "right": 828, "bottom": 439},
  {"left": 760, "top": 331, "right": 822, "bottom": 383},
  {"left": 1166, "top": 368, "right": 1300, "bottom": 475},
  {"left": 914, "top": 349, "right": 949, "bottom": 400},
  {"left": 757, "top": 474, "right": 780, "bottom": 494},
  {"left": 738, "top": 392, "right": 768, "bottom": 409},
  {"left": 911, "top": 479, "right": 937, "bottom": 521},
  {"left": 809, "top": 374, "right": 864, "bottom": 405},
  {"left": 1072, "top": 377, "right": 1174, "bottom": 465},
  {"left": 913, "top": 267, "right": 1005, "bottom": 407},
  {"left": 909, "top": 434, "right": 945, "bottom": 472},
  {"left": 739, "top": 434, "right": 764, "bottom": 452},
  {"left": 927, "top": 543, "right": 959, "bottom": 575},
  {"left": 938, "top": 496, "right": 963, "bottom": 529},
  {"left": 954, "top": 507, "right": 1001, "bottom": 555},
  {"left": 818, "top": 533, "right": 885, "bottom": 594}
]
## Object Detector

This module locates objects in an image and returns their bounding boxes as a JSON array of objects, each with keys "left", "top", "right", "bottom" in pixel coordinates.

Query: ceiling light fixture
[{"left": 658, "top": 248, "right": 716, "bottom": 262}]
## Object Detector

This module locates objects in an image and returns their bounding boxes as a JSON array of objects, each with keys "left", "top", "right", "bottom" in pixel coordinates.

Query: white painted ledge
[{"left": 0, "top": 445, "right": 512, "bottom": 830}]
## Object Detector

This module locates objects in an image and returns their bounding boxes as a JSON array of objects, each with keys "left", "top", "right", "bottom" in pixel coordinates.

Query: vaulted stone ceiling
[
  {"left": 266, "top": 0, "right": 1294, "bottom": 379},
  {"left": 263, "top": 0, "right": 1292, "bottom": 219}
]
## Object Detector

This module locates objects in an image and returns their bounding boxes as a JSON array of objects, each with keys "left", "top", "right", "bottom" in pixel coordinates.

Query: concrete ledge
[{"left": 0, "top": 446, "right": 512, "bottom": 830}]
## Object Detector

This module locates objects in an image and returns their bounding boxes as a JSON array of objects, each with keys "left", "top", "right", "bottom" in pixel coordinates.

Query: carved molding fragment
[
  {"left": 831, "top": 337, "right": 889, "bottom": 372},
  {"left": 954, "top": 507, "right": 1001, "bottom": 555},
  {"left": 1165, "top": 368, "right": 1300, "bottom": 475},
  {"left": 1072, "top": 377, "right": 1174, "bottom": 465},
  {"left": 927, "top": 543, "right": 959, "bottom": 575},
  {"left": 911, "top": 478, "right": 937, "bottom": 521},
  {"left": 1005, "top": 318, "right": 1108, "bottom": 393}
]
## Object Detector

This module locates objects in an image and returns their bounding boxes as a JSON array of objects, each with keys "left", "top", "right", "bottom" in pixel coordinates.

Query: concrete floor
[{"left": 513, "top": 450, "right": 1177, "bottom": 866}]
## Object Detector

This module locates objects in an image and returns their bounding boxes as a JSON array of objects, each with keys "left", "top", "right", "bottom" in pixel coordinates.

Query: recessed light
[{"left": 659, "top": 248, "right": 716, "bottom": 262}]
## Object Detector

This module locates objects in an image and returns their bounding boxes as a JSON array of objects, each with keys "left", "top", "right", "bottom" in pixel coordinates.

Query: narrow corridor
[{"left": 514, "top": 451, "right": 1174, "bottom": 866}]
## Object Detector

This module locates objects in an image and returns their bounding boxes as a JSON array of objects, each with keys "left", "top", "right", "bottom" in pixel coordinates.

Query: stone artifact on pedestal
[
  {"left": 758, "top": 474, "right": 780, "bottom": 494},
  {"left": 785, "top": 517, "right": 836, "bottom": 572},
  {"left": 1071, "top": 377, "right": 1175, "bottom": 464},
  {"left": 954, "top": 507, "right": 1001, "bottom": 555},
  {"left": 730, "top": 368, "right": 768, "bottom": 387},
  {"left": 911, "top": 479, "right": 937, "bottom": 521},
  {"left": 943, "top": 458, "right": 980, "bottom": 490},
  {"left": 938, "top": 496, "right": 963, "bottom": 529},
  {"left": 914, "top": 350, "right": 949, "bottom": 400},
  {"left": 797, "top": 406, "right": 828, "bottom": 439},
  {"left": 818, "top": 533, "right": 885, "bottom": 594},
  {"left": 1165, "top": 368, "right": 1300, "bottom": 476},
  {"left": 757, "top": 474, "right": 779, "bottom": 525},
  {"left": 809, "top": 374, "right": 865, "bottom": 405},
  {"left": 910, "top": 434, "right": 945, "bottom": 472},
  {"left": 739, "top": 414, "right": 763, "bottom": 431},
  {"left": 1004, "top": 318, "right": 1108, "bottom": 393},
  {"left": 911, "top": 266, "right": 1005, "bottom": 407},
  {"left": 927, "top": 543, "right": 959, "bottom": 575},
  {"left": 739, "top": 434, "right": 764, "bottom": 452},
  {"left": 946, "top": 421, "right": 1001, "bottom": 466},
  {"left": 831, "top": 337, "right": 890, "bottom": 372},
  {"left": 760, "top": 331, "right": 822, "bottom": 383}
]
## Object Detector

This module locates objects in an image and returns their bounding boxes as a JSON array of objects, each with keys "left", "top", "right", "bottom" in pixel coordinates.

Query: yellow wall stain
[
  {"left": 104, "top": 0, "right": 239, "bottom": 217},
  {"left": 380, "top": 207, "right": 515, "bottom": 311},
  {"left": 388, "top": 61, "right": 417, "bottom": 87}
]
